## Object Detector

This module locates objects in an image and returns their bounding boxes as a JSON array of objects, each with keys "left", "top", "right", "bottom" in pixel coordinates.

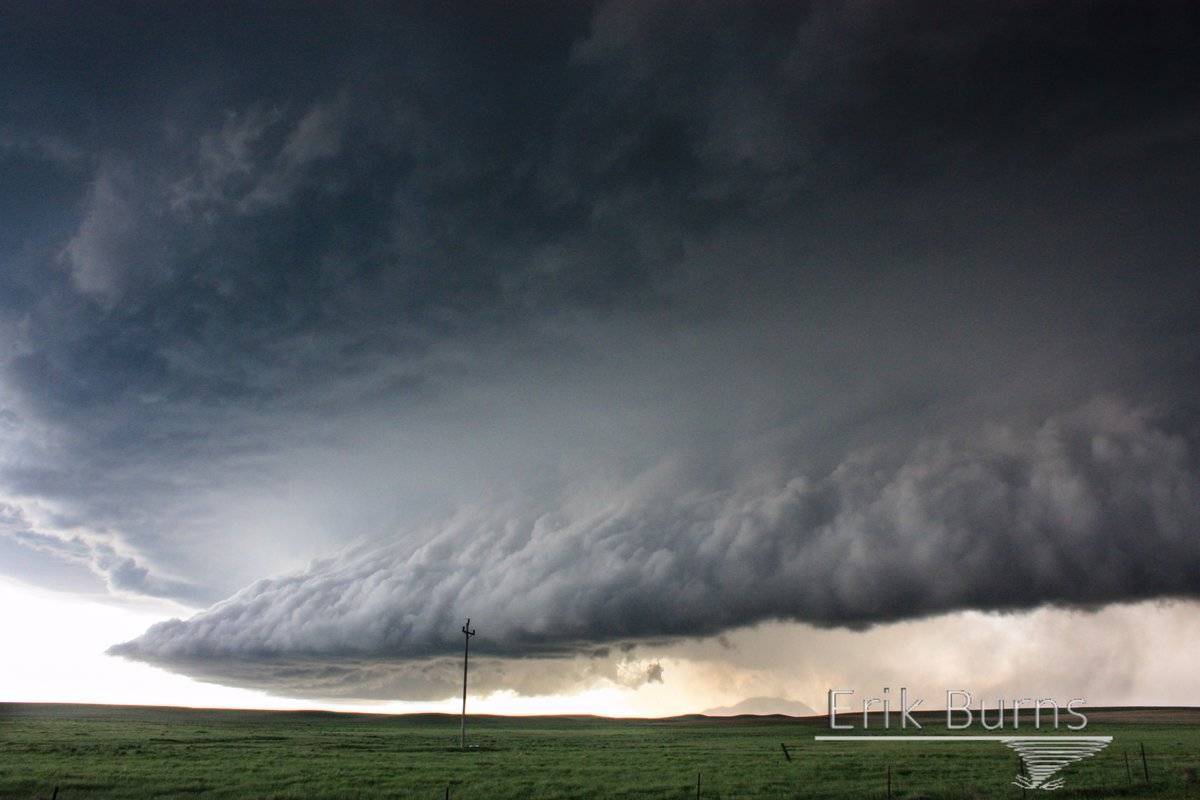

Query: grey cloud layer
[{"left": 111, "top": 399, "right": 1200, "bottom": 696}]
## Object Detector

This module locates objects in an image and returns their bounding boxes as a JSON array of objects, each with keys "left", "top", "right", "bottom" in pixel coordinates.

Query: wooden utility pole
[{"left": 460, "top": 618, "right": 476, "bottom": 750}]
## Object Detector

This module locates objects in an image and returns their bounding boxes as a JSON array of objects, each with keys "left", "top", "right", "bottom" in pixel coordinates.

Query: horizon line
[{"left": 2, "top": 700, "right": 1198, "bottom": 721}]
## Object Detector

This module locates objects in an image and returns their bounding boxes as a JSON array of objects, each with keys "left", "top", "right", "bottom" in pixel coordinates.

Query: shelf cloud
[{"left": 110, "top": 398, "right": 1200, "bottom": 697}]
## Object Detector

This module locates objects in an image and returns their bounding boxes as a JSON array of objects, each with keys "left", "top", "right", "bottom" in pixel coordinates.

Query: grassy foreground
[{"left": 2, "top": 704, "right": 1199, "bottom": 799}]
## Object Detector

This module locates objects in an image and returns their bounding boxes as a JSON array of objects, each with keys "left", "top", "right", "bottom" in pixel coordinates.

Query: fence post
[
  {"left": 780, "top": 743, "right": 791, "bottom": 761},
  {"left": 1140, "top": 742, "right": 1150, "bottom": 784},
  {"left": 1124, "top": 750, "right": 1132, "bottom": 783},
  {"left": 886, "top": 764, "right": 892, "bottom": 800}
]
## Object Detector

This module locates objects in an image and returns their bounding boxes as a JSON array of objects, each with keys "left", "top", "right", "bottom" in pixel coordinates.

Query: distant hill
[{"left": 702, "top": 697, "right": 817, "bottom": 717}]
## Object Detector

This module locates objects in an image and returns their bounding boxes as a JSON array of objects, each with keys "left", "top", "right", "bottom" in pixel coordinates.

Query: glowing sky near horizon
[{"left": 7, "top": 574, "right": 1200, "bottom": 716}]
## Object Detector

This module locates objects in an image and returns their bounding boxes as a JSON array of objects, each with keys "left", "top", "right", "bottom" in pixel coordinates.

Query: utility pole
[{"left": 460, "top": 618, "right": 476, "bottom": 750}]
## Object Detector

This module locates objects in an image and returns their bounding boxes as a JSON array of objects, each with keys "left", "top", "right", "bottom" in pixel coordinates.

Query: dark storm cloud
[{"left": 1, "top": 1, "right": 1198, "bottom": 696}]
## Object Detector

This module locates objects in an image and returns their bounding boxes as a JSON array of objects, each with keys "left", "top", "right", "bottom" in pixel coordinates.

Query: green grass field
[{"left": 2, "top": 704, "right": 1198, "bottom": 799}]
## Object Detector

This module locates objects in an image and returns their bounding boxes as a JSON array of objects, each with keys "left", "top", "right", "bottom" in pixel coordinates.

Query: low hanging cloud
[{"left": 110, "top": 398, "right": 1200, "bottom": 698}]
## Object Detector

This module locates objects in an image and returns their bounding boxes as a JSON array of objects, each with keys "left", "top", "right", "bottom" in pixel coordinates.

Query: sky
[{"left": 1, "top": 1, "right": 1198, "bottom": 716}]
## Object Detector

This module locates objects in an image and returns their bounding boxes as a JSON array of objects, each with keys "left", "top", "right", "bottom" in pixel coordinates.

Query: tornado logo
[{"left": 1004, "top": 736, "right": 1112, "bottom": 791}]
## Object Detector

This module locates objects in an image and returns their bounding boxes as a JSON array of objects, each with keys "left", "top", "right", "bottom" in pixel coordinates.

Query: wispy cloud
[{"left": 0, "top": 501, "right": 203, "bottom": 602}]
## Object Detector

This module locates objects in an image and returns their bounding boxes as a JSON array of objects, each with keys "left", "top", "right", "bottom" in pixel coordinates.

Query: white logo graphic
[
  {"left": 815, "top": 735, "right": 1113, "bottom": 791},
  {"left": 1003, "top": 736, "right": 1112, "bottom": 790}
]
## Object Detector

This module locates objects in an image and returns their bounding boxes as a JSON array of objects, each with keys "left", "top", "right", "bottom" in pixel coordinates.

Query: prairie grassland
[{"left": 2, "top": 704, "right": 1199, "bottom": 799}]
